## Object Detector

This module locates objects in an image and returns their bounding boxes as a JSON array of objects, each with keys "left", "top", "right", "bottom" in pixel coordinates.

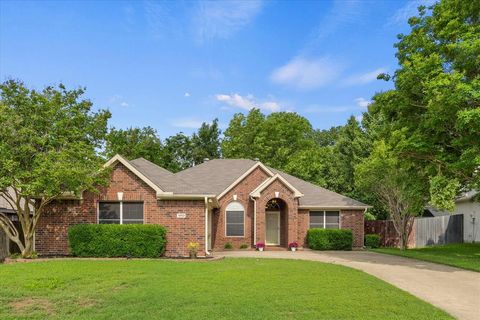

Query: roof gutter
[
  {"left": 157, "top": 194, "right": 216, "bottom": 200},
  {"left": 298, "top": 205, "right": 372, "bottom": 210}
]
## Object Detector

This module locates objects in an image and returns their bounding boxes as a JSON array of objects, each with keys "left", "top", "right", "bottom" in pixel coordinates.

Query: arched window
[{"left": 225, "top": 202, "right": 245, "bottom": 237}]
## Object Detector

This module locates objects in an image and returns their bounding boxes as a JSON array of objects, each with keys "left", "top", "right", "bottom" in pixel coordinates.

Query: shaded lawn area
[
  {"left": 0, "top": 258, "right": 452, "bottom": 320},
  {"left": 373, "top": 243, "right": 480, "bottom": 272}
]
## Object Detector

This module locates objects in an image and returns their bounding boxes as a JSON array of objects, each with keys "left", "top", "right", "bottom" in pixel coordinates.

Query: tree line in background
[{"left": 1, "top": 0, "right": 478, "bottom": 256}]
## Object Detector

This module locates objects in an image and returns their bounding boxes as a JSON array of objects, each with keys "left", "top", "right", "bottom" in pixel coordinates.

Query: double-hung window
[
  {"left": 309, "top": 211, "right": 340, "bottom": 229},
  {"left": 225, "top": 202, "right": 245, "bottom": 237},
  {"left": 98, "top": 201, "right": 144, "bottom": 224}
]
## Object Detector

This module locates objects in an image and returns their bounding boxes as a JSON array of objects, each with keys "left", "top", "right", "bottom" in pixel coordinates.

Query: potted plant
[
  {"left": 187, "top": 242, "right": 199, "bottom": 259},
  {"left": 256, "top": 242, "right": 265, "bottom": 252},
  {"left": 288, "top": 242, "right": 298, "bottom": 252}
]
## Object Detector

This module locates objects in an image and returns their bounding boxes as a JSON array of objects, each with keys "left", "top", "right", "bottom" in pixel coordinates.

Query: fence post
[{"left": 0, "top": 229, "right": 7, "bottom": 262}]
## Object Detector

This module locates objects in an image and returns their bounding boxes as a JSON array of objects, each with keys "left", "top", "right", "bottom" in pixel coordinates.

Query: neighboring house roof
[
  {"left": 423, "top": 207, "right": 450, "bottom": 217},
  {"left": 0, "top": 187, "right": 33, "bottom": 216},
  {"left": 456, "top": 190, "right": 479, "bottom": 202},
  {"left": 106, "top": 155, "right": 370, "bottom": 208}
]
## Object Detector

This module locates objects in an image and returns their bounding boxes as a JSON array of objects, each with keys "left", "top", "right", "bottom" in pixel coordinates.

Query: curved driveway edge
[{"left": 217, "top": 250, "right": 480, "bottom": 320}]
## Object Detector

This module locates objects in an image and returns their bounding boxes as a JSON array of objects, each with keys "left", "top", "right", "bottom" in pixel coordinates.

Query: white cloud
[
  {"left": 215, "top": 93, "right": 282, "bottom": 112},
  {"left": 108, "top": 95, "right": 130, "bottom": 108},
  {"left": 144, "top": 1, "right": 181, "bottom": 39},
  {"left": 390, "top": 0, "right": 436, "bottom": 25},
  {"left": 193, "top": 0, "right": 263, "bottom": 42},
  {"left": 343, "top": 68, "right": 387, "bottom": 86},
  {"left": 170, "top": 118, "right": 204, "bottom": 129},
  {"left": 184, "top": 92, "right": 191, "bottom": 97},
  {"left": 170, "top": 118, "right": 227, "bottom": 130},
  {"left": 306, "top": 98, "right": 370, "bottom": 114},
  {"left": 305, "top": 105, "right": 354, "bottom": 114},
  {"left": 270, "top": 56, "right": 343, "bottom": 90},
  {"left": 309, "top": 0, "right": 363, "bottom": 43},
  {"left": 355, "top": 97, "right": 371, "bottom": 109}
]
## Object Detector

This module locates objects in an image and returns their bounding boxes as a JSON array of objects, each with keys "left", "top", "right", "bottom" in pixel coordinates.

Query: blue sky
[{"left": 0, "top": 0, "right": 433, "bottom": 137}]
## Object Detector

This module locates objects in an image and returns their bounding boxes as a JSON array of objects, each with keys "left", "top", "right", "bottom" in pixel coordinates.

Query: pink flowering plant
[
  {"left": 288, "top": 242, "right": 298, "bottom": 249},
  {"left": 256, "top": 242, "right": 265, "bottom": 249}
]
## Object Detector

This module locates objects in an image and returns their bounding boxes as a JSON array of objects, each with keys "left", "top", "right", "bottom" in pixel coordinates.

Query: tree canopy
[
  {"left": 0, "top": 80, "right": 111, "bottom": 257},
  {"left": 368, "top": 0, "right": 480, "bottom": 210}
]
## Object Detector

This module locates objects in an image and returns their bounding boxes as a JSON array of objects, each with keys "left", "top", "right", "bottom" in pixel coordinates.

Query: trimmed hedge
[
  {"left": 68, "top": 224, "right": 167, "bottom": 258},
  {"left": 307, "top": 229, "right": 353, "bottom": 250},
  {"left": 364, "top": 234, "right": 380, "bottom": 248}
]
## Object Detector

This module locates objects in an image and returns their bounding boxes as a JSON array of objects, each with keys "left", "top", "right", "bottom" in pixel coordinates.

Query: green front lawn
[
  {"left": 373, "top": 243, "right": 480, "bottom": 272},
  {"left": 0, "top": 258, "right": 451, "bottom": 319}
]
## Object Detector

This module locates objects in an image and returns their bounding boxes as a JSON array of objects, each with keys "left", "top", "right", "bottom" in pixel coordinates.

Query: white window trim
[
  {"left": 308, "top": 210, "right": 340, "bottom": 229},
  {"left": 225, "top": 202, "right": 245, "bottom": 237},
  {"left": 97, "top": 201, "right": 144, "bottom": 225}
]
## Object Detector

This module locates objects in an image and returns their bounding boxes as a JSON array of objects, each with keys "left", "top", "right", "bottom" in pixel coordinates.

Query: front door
[{"left": 266, "top": 211, "right": 280, "bottom": 245}]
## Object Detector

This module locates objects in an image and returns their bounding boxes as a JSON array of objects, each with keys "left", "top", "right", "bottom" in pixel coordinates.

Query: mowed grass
[
  {"left": 0, "top": 258, "right": 452, "bottom": 320},
  {"left": 373, "top": 243, "right": 480, "bottom": 272}
]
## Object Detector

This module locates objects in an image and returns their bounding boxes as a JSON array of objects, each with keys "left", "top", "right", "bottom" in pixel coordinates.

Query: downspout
[
  {"left": 204, "top": 197, "right": 210, "bottom": 256},
  {"left": 251, "top": 196, "right": 257, "bottom": 246}
]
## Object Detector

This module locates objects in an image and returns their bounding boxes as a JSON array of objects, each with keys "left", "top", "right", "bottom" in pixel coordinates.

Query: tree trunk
[{"left": 22, "top": 233, "right": 35, "bottom": 258}]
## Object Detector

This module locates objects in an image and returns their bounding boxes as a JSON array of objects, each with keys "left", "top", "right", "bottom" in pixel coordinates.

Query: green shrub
[
  {"left": 239, "top": 244, "right": 248, "bottom": 249},
  {"left": 365, "top": 234, "right": 380, "bottom": 248},
  {"left": 224, "top": 242, "right": 233, "bottom": 250},
  {"left": 307, "top": 229, "right": 352, "bottom": 250},
  {"left": 68, "top": 224, "right": 167, "bottom": 258}
]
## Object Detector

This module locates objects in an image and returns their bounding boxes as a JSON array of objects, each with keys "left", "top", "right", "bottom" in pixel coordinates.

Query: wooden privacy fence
[
  {"left": 0, "top": 229, "right": 7, "bottom": 262},
  {"left": 415, "top": 214, "right": 463, "bottom": 247},
  {"left": 365, "top": 214, "right": 464, "bottom": 248},
  {"left": 364, "top": 220, "right": 415, "bottom": 248}
]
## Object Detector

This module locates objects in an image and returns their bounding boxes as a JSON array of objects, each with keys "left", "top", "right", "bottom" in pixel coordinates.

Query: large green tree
[
  {"left": 191, "top": 119, "right": 222, "bottom": 165},
  {"left": 0, "top": 80, "right": 111, "bottom": 257},
  {"left": 222, "top": 109, "right": 316, "bottom": 170},
  {"left": 370, "top": 0, "right": 480, "bottom": 210},
  {"left": 356, "top": 141, "right": 426, "bottom": 249},
  {"left": 222, "top": 109, "right": 265, "bottom": 160},
  {"left": 105, "top": 126, "right": 164, "bottom": 166},
  {"left": 161, "top": 133, "right": 194, "bottom": 172}
]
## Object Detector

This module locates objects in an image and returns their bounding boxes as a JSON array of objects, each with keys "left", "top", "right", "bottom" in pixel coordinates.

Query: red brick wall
[
  {"left": 213, "top": 167, "right": 270, "bottom": 250},
  {"left": 255, "top": 179, "right": 298, "bottom": 246},
  {"left": 36, "top": 162, "right": 206, "bottom": 257},
  {"left": 151, "top": 200, "right": 205, "bottom": 257},
  {"left": 297, "top": 209, "right": 309, "bottom": 247},
  {"left": 35, "top": 196, "right": 96, "bottom": 255},
  {"left": 340, "top": 210, "right": 364, "bottom": 248}
]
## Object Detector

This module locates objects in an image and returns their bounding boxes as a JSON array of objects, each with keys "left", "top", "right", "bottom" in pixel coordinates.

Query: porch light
[
  {"left": 233, "top": 194, "right": 237, "bottom": 201},
  {"left": 275, "top": 191, "right": 279, "bottom": 198}
]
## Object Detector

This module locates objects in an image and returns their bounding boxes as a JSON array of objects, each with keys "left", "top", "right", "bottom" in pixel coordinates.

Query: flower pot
[
  {"left": 258, "top": 247, "right": 264, "bottom": 252},
  {"left": 189, "top": 253, "right": 197, "bottom": 259},
  {"left": 291, "top": 247, "right": 296, "bottom": 252}
]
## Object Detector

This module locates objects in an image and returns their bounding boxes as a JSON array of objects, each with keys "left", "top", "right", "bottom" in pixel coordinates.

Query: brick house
[{"left": 36, "top": 155, "right": 370, "bottom": 257}]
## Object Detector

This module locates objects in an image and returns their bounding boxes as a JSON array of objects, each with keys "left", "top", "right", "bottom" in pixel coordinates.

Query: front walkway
[{"left": 218, "top": 250, "right": 480, "bottom": 320}]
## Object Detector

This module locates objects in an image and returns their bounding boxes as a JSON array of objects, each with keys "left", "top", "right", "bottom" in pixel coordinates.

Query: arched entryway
[{"left": 265, "top": 198, "right": 288, "bottom": 247}]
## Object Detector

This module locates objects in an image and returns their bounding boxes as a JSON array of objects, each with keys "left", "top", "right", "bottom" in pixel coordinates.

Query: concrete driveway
[{"left": 218, "top": 250, "right": 480, "bottom": 320}]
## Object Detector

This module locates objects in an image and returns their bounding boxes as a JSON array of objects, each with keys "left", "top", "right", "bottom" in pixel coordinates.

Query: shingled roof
[{"left": 115, "top": 156, "right": 369, "bottom": 208}]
